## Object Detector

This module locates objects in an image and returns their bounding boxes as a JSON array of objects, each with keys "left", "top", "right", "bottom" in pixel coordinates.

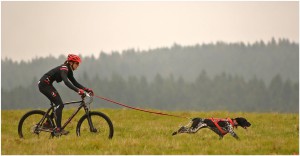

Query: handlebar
[
  {"left": 81, "top": 91, "right": 93, "bottom": 105},
  {"left": 81, "top": 91, "right": 92, "bottom": 98}
]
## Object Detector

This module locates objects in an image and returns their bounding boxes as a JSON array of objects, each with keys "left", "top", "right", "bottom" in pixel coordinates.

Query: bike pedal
[
  {"left": 52, "top": 131, "right": 62, "bottom": 137},
  {"left": 54, "top": 133, "right": 62, "bottom": 137}
]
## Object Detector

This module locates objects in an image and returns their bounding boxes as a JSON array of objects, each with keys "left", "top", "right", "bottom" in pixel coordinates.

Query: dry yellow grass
[{"left": 2, "top": 109, "right": 299, "bottom": 154}]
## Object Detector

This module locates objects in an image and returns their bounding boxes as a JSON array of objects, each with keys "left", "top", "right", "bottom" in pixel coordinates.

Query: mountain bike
[{"left": 18, "top": 92, "right": 114, "bottom": 139}]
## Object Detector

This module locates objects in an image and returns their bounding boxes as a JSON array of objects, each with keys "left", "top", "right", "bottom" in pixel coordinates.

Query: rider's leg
[
  {"left": 51, "top": 92, "right": 64, "bottom": 128},
  {"left": 38, "top": 83, "right": 68, "bottom": 135}
]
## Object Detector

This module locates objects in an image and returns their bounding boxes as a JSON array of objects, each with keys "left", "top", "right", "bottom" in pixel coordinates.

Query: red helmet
[{"left": 67, "top": 54, "right": 81, "bottom": 63}]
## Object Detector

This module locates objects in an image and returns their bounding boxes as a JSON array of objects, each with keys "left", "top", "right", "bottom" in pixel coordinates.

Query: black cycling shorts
[{"left": 38, "top": 80, "right": 64, "bottom": 107}]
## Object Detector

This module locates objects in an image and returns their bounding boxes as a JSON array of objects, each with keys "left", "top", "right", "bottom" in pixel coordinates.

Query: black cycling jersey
[{"left": 39, "top": 64, "right": 85, "bottom": 92}]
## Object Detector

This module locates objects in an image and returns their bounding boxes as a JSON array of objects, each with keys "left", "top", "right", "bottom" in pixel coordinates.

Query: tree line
[
  {"left": 2, "top": 71, "right": 298, "bottom": 113},
  {"left": 2, "top": 38, "right": 299, "bottom": 91},
  {"left": 2, "top": 38, "right": 298, "bottom": 112}
]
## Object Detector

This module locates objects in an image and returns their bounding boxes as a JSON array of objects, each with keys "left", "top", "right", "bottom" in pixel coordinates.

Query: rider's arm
[
  {"left": 68, "top": 74, "right": 86, "bottom": 89},
  {"left": 60, "top": 67, "right": 79, "bottom": 92}
]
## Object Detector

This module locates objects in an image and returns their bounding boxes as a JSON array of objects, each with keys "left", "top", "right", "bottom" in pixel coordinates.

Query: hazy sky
[{"left": 2, "top": 1, "right": 299, "bottom": 61}]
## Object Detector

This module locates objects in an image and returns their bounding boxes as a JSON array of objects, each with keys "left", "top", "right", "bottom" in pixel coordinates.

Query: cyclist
[{"left": 38, "top": 54, "right": 94, "bottom": 135}]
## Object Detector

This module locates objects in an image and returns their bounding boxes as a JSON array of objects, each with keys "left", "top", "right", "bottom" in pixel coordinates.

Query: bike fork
[{"left": 85, "top": 108, "right": 97, "bottom": 132}]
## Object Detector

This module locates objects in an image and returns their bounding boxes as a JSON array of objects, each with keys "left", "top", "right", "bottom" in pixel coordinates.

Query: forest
[{"left": 1, "top": 38, "right": 299, "bottom": 112}]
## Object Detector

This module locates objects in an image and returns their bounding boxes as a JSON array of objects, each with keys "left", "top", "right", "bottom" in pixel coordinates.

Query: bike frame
[
  {"left": 61, "top": 100, "right": 86, "bottom": 129},
  {"left": 39, "top": 97, "right": 94, "bottom": 131}
]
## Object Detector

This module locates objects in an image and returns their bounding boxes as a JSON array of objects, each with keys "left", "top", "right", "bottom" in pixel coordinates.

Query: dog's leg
[
  {"left": 172, "top": 119, "right": 208, "bottom": 135},
  {"left": 209, "top": 127, "right": 224, "bottom": 139},
  {"left": 219, "top": 135, "right": 224, "bottom": 140},
  {"left": 172, "top": 120, "right": 193, "bottom": 135},
  {"left": 230, "top": 131, "right": 239, "bottom": 140},
  {"left": 187, "top": 118, "right": 207, "bottom": 133},
  {"left": 189, "top": 122, "right": 207, "bottom": 133},
  {"left": 227, "top": 124, "right": 240, "bottom": 140},
  {"left": 172, "top": 126, "right": 189, "bottom": 135}
]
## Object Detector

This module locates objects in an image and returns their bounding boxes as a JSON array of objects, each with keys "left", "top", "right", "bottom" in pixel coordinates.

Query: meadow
[{"left": 2, "top": 108, "right": 299, "bottom": 155}]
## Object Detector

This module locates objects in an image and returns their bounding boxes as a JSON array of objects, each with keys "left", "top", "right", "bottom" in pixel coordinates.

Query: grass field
[{"left": 1, "top": 108, "right": 299, "bottom": 155}]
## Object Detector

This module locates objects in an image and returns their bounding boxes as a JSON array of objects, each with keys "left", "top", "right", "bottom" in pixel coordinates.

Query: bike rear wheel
[
  {"left": 76, "top": 111, "right": 114, "bottom": 139},
  {"left": 18, "top": 110, "right": 55, "bottom": 139}
]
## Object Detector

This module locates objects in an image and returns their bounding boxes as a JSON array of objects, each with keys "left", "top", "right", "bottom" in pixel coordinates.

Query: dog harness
[{"left": 210, "top": 117, "right": 235, "bottom": 135}]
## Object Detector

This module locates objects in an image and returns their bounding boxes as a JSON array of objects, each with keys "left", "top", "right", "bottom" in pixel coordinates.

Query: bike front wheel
[
  {"left": 76, "top": 111, "right": 114, "bottom": 139},
  {"left": 18, "top": 110, "right": 55, "bottom": 139}
]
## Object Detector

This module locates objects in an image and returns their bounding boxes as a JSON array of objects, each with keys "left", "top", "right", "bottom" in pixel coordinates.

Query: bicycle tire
[
  {"left": 18, "top": 110, "right": 55, "bottom": 139},
  {"left": 76, "top": 111, "right": 114, "bottom": 139}
]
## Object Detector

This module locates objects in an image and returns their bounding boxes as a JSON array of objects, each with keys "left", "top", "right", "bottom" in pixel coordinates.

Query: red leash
[{"left": 95, "top": 95, "right": 190, "bottom": 119}]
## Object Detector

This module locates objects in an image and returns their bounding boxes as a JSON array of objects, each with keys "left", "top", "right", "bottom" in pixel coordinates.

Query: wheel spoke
[
  {"left": 18, "top": 110, "right": 54, "bottom": 139},
  {"left": 77, "top": 112, "right": 113, "bottom": 139}
]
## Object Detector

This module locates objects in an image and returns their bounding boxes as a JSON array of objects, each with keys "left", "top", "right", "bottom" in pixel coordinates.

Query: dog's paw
[
  {"left": 173, "top": 126, "right": 189, "bottom": 135},
  {"left": 172, "top": 131, "right": 178, "bottom": 136}
]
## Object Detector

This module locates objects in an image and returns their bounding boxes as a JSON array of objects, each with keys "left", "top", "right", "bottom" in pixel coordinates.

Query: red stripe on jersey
[{"left": 60, "top": 67, "right": 68, "bottom": 71}]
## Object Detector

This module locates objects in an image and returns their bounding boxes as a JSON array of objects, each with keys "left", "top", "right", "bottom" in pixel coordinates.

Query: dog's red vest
[{"left": 210, "top": 117, "right": 234, "bottom": 135}]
